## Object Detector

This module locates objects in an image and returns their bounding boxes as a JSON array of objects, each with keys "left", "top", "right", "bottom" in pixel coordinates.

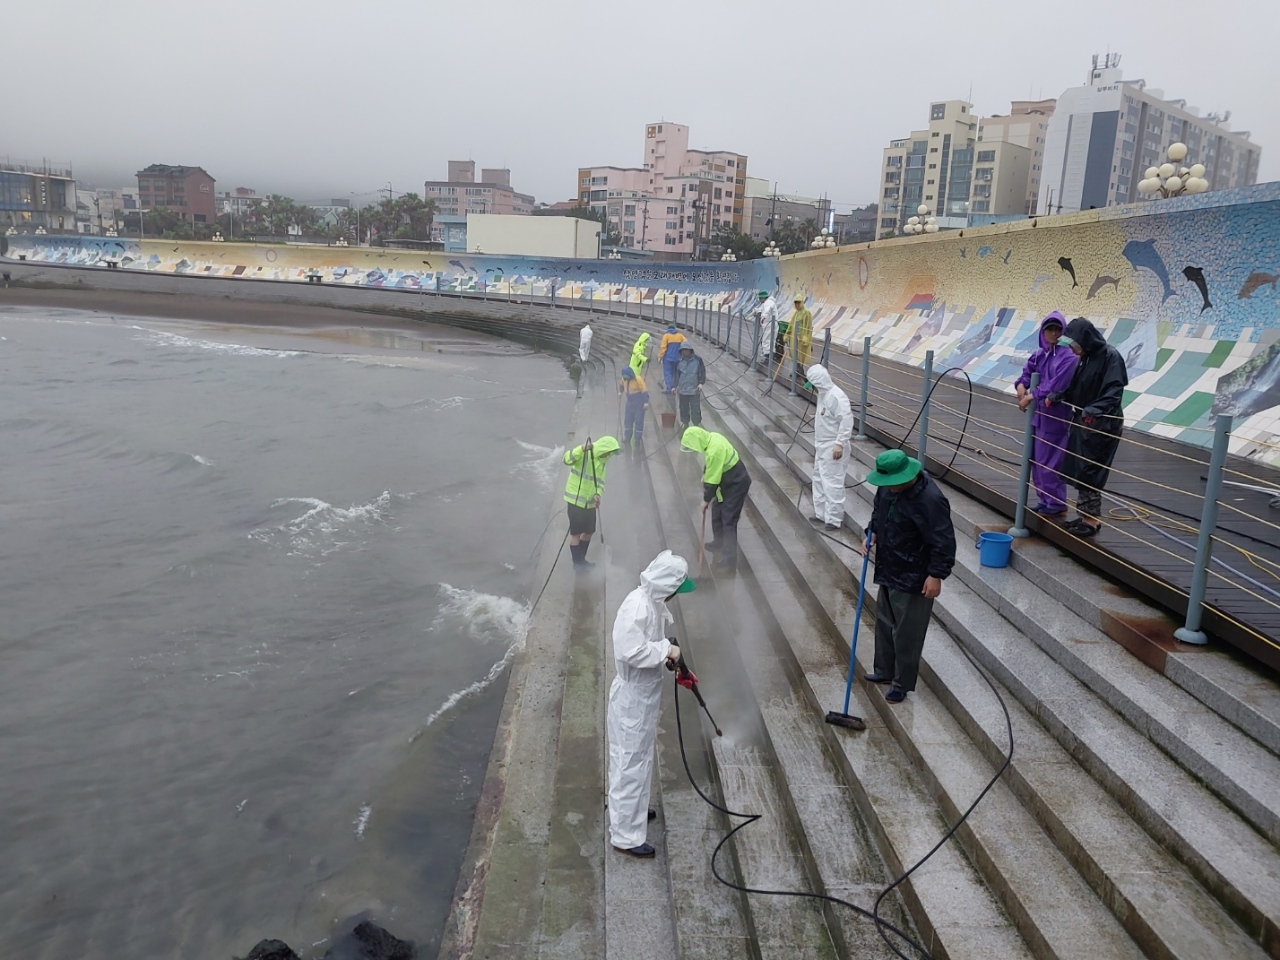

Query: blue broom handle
[{"left": 842, "top": 532, "right": 872, "bottom": 715}]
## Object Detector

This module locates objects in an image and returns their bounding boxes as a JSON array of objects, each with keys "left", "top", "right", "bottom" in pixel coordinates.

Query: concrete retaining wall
[{"left": 8, "top": 181, "right": 1280, "bottom": 462}]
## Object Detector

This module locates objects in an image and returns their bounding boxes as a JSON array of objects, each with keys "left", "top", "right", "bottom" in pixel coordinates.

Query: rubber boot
[{"left": 575, "top": 540, "right": 594, "bottom": 569}]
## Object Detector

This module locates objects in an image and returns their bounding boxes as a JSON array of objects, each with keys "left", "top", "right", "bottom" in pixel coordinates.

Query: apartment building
[
  {"left": 424, "top": 161, "right": 535, "bottom": 220},
  {"left": 577, "top": 122, "right": 747, "bottom": 258},
  {"left": 978, "top": 99, "right": 1055, "bottom": 214},
  {"left": 876, "top": 100, "right": 978, "bottom": 238},
  {"left": 135, "top": 164, "right": 217, "bottom": 224},
  {"left": 1039, "top": 54, "right": 1260, "bottom": 215}
]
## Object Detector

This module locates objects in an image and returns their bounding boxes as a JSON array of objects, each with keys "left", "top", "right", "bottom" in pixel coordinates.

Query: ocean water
[{"left": 0, "top": 307, "right": 576, "bottom": 958}]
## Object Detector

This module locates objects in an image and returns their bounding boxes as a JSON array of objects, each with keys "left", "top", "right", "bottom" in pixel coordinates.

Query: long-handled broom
[{"left": 826, "top": 529, "right": 871, "bottom": 731}]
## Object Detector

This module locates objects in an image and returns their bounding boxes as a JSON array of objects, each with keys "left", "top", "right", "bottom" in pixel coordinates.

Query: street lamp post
[
  {"left": 902, "top": 203, "right": 938, "bottom": 236},
  {"left": 1137, "top": 143, "right": 1210, "bottom": 199},
  {"left": 763, "top": 240, "right": 781, "bottom": 259},
  {"left": 810, "top": 228, "right": 836, "bottom": 250},
  {"left": 720, "top": 250, "right": 737, "bottom": 262}
]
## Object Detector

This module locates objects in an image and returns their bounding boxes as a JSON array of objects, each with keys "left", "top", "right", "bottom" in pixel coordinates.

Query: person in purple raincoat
[{"left": 1014, "top": 312, "right": 1078, "bottom": 516}]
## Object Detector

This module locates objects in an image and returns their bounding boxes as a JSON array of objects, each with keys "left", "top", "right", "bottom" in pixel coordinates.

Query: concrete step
[
  {"left": 728, "top": 517, "right": 1036, "bottom": 960},
  {"left": 645, "top": 402, "right": 1042, "bottom": 960},
  {"left": 710, "top": 381, "right": 1280, "bottom": 958},
  {"left": 681, "top": 327, "right": 1280, "bottom": 762},
  {"left": 643, "top": 431, "right": 840, "bottom": 960},
  {"left": 722, "top": 412, "right": 1152, "bottom": 960},
  {"left": 725, "top": 402, "right": 1271, "bottom": 960},
  {"left": 725, "top": 376, "right": 1280, "bottom": 848}
]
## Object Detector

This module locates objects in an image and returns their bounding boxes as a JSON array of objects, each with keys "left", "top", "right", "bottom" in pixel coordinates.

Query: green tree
[
  {"left": 711, "top": 224, "right": 765, "bottom": 260},
  {"left": 145, "top": 206, "right": 194, "bottom": 239}
]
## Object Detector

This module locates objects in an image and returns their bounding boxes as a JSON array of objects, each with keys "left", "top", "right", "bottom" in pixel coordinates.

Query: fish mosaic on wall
[{"left": 12, "top": 182, "right": 1280, "bottom": 463}]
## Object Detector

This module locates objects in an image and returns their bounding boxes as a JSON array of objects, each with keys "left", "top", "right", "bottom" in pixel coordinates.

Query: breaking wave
[
  {"left": 134, "top": 329, "right": 304, "bottom": 358},
  {"left": 249, "top": 491, "right": 393, "bottom": 559},
  {"left": 412, "top": 585, "right": 531, "bottom": 737},
  {"left": 511, "top": 439, "right": 565, "bottom": 491}
]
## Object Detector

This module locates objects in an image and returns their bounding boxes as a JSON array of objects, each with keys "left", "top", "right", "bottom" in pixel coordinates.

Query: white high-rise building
[{"left": 1039, "top": 54, "right": 1261, "bottom": 216}]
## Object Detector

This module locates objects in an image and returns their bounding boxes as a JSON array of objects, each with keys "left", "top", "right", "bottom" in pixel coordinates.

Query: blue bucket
[{"left": 976, "top": 532, "right": 1014, "bottom": 568}]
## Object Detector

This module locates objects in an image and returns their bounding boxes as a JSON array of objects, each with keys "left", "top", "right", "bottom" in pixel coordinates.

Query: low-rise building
[
  {"left": 741, "top": 178, "right": 831, "bottom": 242},
  {"left": 136, "top": 164, "right": 217, "bottom": 225},
  {"left": 220, "top": 187, "right": 263, "bottom": 217},
  {"left": 833, "top": 204, "right": 879, "bottom": 245},
  {"left": 425, "top": 161, "right": 535, "bottom": 221},
  {"left": 465, "top": 213, "right": 599, "bottom": 258},
  {"left": 0, "top": 160, "right": 77, "bottom": 233}
]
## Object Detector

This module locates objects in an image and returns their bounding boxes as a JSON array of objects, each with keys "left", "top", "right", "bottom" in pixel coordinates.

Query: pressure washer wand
[{"left": 667, "top": 648, "right": 722, "bottom": 736}]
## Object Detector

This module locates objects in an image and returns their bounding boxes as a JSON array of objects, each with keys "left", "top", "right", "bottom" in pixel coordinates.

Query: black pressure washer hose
[
  {"left": 672, "top": 636, "right": 1014, "bottom": 960},
  {"left": 668, "top": 365, "right": 1017, "bottom": 960}
]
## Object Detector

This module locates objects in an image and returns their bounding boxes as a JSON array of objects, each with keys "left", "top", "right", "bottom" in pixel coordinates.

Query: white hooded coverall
[
  {"left": 755, "top": 297, "right": 777, "bottom": 366},
  {"left": 806, "top": 364, "right": 855, "bottom": 525},
  {"left": 607, "top": 550, "right": 685, "bottom": 849},
  {"left": 579, "top": 324, "right": 593, "bottom": 362}
]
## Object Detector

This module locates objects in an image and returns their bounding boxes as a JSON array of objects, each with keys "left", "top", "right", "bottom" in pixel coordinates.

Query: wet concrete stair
[
  {"left": 642, "top": 390, "right": 1037, "bottom": 959},
  {"left": 704, "top": 360, "right": 1280, "bottom": 959}
]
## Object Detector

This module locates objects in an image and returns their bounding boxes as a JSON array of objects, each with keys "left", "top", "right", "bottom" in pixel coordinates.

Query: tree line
[{"left": 139, "top": 193, "right": 439, "bottom": 243}]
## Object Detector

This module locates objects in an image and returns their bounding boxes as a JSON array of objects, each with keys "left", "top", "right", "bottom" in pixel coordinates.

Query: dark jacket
[
  {"left": 868, "top": 471, "right": 956, "bottom": 593},
  {"left": 676, "top": 352, "right": 706, "bottom": 395},
  {"left": 1057, "top": 317, "right": 1128, "bottom": 490}
]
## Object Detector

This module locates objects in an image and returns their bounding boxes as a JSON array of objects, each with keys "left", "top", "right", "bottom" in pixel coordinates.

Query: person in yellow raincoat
[
  {"left": 680, "top": 427, "right": 752, "bottom": 573},
  {"left": 630, "top": 332, "right": 650, "bottom": 375},
  {"left": 790, "top": 293, "right": 813, "bottom": 377}
]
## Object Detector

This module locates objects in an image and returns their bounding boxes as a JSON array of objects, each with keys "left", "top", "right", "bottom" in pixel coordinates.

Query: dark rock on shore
[
  {"left": 235, "top": 922, "right": 414, "bottom": 960},
  {"left": 239, "top": 940, "right": 301, "bottom": 960},
  {"left": 325, "top": 921, "right": 415, "bottom": 959}
]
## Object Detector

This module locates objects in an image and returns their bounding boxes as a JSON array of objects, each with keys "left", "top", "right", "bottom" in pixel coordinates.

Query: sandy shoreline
[{"left": 0, "top": 286, "right": 493, "bottom": 340}]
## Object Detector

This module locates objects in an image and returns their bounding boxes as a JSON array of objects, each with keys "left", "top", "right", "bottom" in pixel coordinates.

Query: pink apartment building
[{"left": 577, "top": 122, "right": 747, "bottom": 259}]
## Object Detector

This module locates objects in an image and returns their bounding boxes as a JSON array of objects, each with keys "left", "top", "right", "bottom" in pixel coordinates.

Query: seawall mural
[
  {"left": 6, "top": 182, "right": 1280, "bottom": 464},
  {"left": 772, "top": 183, "right": 1280, "bottom": 464}
]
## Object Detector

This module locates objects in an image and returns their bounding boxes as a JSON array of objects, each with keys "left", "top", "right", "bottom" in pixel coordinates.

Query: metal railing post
[
  {"left": 736, "top": 310, "right": 744, "bottom": 360},
  {"left": 856, "top": 336, "right": 870, "bottom": 439},
  {"left": 752, "top": 312, "right": 762, "bottom": 372},
  {"left": 622, "top": 284, "right": 627, "bottom": 318},
  {"left": 821, "top": 328, "right": 831, "bottom": 367},
  {"left": 1176, "top": 414, "right": 1233, "bottom": 645},
  {"left": 919, "top": 349, "right": 933, "bottom": 462},
  {"left": 718, "top": 304, "right": 724, "bottom": 345},
  {"left": 1008, "top": 372, "right": 1040, "bottom": 538},
  {"left": 789, "top": 315, "right": 798, "bottom": 395}
]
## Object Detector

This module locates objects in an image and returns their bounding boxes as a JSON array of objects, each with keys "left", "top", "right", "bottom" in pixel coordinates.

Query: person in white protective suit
[
  {"left": 579, "top": 324, "right": 593, "bottom": 363},
  {"left": 607, "top": 549, "right": 696, "bottom": 857},
  {"left": 754, "top": 290, "right": 777, "bottom": 371},
  {"left": 805, "top": 364, "right": 855, "bottom": 530}
]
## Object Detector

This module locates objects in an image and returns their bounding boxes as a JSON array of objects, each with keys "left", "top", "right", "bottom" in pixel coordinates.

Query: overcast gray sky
[{"left": 6, "top": 0, "right": 1277, "bottom": 210}]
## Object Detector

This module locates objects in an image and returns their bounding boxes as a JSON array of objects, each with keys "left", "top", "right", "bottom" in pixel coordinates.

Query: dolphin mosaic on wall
[
  {"left": 1182, "top": 266, "right": 1211, "bottom": 312},
  {"left": 1122, "top": 239, "right": 1176, "bottom": 302},
  {"left": 10, "top": 182, "right": 1280, "bottom": 462},
  {"left": 1057, "top": 256, "right": 1078, "bottom": 287}
]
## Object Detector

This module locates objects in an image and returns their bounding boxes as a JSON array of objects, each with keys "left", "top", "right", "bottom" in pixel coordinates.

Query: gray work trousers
[{"left": 873, "top": 585, "right": 934, "bottom": 692}]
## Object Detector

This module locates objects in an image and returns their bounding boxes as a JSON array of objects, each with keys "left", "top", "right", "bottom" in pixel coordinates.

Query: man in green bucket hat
[{"left": 860, "top": 449, "right": 956, "bottom": 703}]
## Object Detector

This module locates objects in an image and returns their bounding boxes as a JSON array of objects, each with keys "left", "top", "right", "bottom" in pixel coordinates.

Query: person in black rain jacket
[
  {"left": 860, "top": 449, "right": 956, "bottom": 704},
  {"left": 1051, "top": 317, "right": 1129, "bottom": 537}
]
